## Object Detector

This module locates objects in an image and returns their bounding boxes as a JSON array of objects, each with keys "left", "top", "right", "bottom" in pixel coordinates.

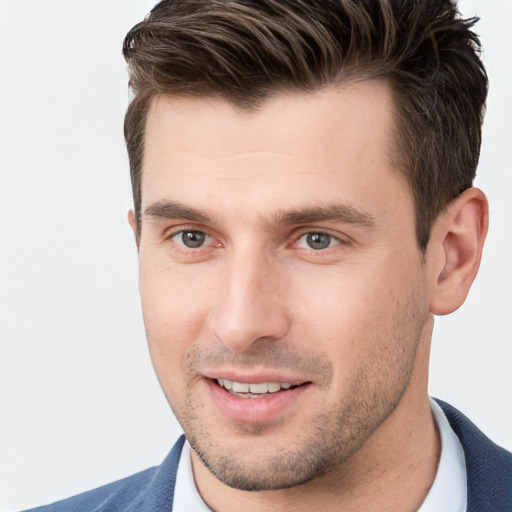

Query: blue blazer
[{"left": 26, "top": 400, "right": 512, "bottom": 511}]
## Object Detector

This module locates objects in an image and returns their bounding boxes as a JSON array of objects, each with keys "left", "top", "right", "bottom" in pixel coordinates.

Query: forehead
[
  {"left": 144, "top": 81, "right": 394, "bottom": 160},
  {"left": 141, "top": 81, "right": 410, "bottom": 223}
]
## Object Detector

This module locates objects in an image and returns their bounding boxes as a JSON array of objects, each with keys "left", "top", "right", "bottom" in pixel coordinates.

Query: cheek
[
  {"left": 293, "top": 264, "right": 393, "bottom": 334},
  {"left": 291, "top": 258, "right": 424, "bottom": 380},
  {"left": 138, "top": 262, "right": 215, "bottom": 373}
]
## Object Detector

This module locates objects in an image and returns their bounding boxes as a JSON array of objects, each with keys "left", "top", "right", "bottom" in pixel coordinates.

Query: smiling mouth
[{"left": 216, "top": 378, "right": 301, "bottom": 398}]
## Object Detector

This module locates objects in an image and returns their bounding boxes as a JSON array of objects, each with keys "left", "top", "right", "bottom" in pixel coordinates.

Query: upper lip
[{"left": 202, "top": 369, "right": 309, "bottom": 386}]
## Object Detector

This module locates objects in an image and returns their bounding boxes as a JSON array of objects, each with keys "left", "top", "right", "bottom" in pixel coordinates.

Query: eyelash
[
  {"left": 292, "top": 230, "right": 347, "bottom": 252},
  {"left": 165, "top": 227, "right": 349, "bottom": 255},
  {"left": 167, "top": 227, "right": 218, "bottom": 253}
]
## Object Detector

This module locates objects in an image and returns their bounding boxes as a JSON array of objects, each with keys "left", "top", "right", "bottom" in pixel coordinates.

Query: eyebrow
[
  {"left": 143, "top": 200, "right": 376, "bottom": 228},
  {"left": 144, "top": 201, "right": 211, "bottom": 223},
  {"left": 270, "top": 204, "right": 376, "bottom": 228}
]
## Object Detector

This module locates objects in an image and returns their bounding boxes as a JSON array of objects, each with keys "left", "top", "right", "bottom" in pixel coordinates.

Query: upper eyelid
[
  {"left": 162, "top": 225, "right": 216, "bottom": 250},
  {"left": 295, "top": 232, "right": 342, "bottom": 248},
  {"left": 296, "top": 228, "right": 339, "bottom": 237},
  {"left": 165, "top": 224, "right": 212, "bottom": 237},
  {"left": 292, "top": 228, "right": 348, "bottom": 242},
  {"left": 169, "top": 228, "right": 211, "bottom": 238},
  {"left": 167, "top": 229, "right": 217, "bottom": 253}
]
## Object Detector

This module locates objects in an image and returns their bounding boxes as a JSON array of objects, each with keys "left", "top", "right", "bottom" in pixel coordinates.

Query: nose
[{"left": 208, "top": 250, "right": 290, "bottom": 352}]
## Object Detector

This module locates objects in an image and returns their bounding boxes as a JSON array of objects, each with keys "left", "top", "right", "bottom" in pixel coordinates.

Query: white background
[{"left": 0, "top": 1, "right": 510, "bottom": 510}]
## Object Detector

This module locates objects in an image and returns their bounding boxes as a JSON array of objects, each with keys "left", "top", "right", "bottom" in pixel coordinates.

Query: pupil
[
  {"left": 307, "top": 233, "right": 331, "bottom": 250},
  {"left": 182, "top": 231, "right": 205, "bottom": 248}
]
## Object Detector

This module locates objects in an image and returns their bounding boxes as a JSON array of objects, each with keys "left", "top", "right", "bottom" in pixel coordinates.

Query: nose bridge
[{"left": 210, "top": 244, "right": 289, "bottom": 352}]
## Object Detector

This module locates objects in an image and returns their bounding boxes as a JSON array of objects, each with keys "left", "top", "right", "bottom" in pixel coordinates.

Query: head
[{"left": 122, "top": 0, "right": 489, "bottom": 498}]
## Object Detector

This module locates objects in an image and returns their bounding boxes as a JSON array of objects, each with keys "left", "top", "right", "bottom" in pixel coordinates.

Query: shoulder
[
  {"left": 24, "top": 467, "right": 157, "bottom": 512},
  {"left": 23, "top": 435, "right": 186, "bottom": 512},
  {"left": 435, "top": 399, "right": 512, "bottom": 511}
]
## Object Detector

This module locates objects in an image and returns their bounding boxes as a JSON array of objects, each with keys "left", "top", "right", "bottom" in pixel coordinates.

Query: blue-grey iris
[{"left": 307, "top": 233, "right": 331, "bottom": 250}]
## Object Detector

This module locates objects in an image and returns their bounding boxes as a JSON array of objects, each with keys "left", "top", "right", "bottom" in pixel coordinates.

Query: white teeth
[
  {"left": 232, "top": 382, "right": 250, "bottom": 393},
  {"left": 268, "top": 382, "right": 281, "bottom": 393},
  {"left": 249, "top": 382, "right": 268, "bottom": 393},
  {"left": 217, "top": 379, "right": 295, "bottom": 395}
]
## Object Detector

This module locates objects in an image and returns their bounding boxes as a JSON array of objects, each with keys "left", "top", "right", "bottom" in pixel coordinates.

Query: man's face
[{"left": 137, "top": 82, "right": 433, "bottom": 490}]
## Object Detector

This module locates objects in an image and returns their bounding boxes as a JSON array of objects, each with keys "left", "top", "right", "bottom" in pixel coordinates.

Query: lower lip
[{"left": 205, "top": 379, "right": 310, "bottom": 423}]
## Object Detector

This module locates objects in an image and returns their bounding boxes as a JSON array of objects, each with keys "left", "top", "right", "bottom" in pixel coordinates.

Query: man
[{"left": 26, "top": 0, "right": 512, "bottom": 510}]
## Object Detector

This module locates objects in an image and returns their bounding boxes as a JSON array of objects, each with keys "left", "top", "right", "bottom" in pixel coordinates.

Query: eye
[
  {"left": 171, "top": 230, "right": 211, "bottom": 249},
  {"left": 296, "top": 232, "right": 340, "bottom": 250}
]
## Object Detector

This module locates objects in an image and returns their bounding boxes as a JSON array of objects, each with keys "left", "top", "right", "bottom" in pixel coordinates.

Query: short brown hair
[{"left": 123, "top": 0, "right": 487, "bottom": 250}]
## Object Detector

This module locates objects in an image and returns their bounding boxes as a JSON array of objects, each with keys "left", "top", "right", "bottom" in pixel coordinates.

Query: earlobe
[
  {"left": 429, "top": 188, "right": 489, "bottom": 315},
  {"left": 127, "top": 209, "right": 140, "bottom": 249}
]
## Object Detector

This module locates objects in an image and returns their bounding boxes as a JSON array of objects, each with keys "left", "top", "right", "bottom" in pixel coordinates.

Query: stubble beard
[{"left": 160, "top": 296, "right": 428, "bottom": 492}]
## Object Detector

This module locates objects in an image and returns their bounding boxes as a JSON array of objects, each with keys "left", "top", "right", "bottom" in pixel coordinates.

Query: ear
[
  {"left": 429, "top": 188, "right": 489, "bottom": 316},
  {"left": 127, "top": 209, "right": 140, "bottom": 250}
]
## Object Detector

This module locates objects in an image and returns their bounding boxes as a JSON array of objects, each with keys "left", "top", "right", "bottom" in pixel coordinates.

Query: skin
[{"left": 130, "top": 81, "right": 488, "bottom": 511}]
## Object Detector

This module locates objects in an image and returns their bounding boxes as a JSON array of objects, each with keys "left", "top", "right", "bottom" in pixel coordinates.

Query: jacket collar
[{"left": 436, "top": 399, "right": 512, "bottom": 511}]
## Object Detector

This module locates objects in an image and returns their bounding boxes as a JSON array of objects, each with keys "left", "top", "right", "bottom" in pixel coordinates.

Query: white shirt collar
[
  {"left": 173, "top": 440, "right": 212, "bottom": 512},
  {"left": 417, "top": 398, "right": 467, "bottom": 512},
  {"left": 173, "top": 398, "right": 467, "bottom": 511}
]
